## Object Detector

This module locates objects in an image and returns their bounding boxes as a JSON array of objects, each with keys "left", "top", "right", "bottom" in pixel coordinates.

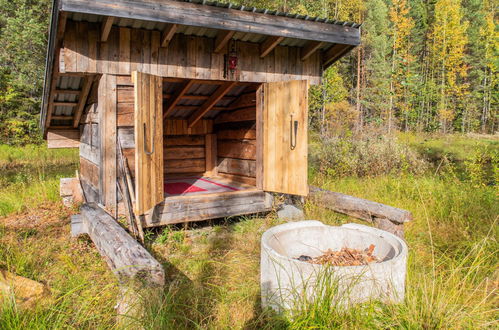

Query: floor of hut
[{"left": 164, "top": 176, "right": 255, "bottom": 197}]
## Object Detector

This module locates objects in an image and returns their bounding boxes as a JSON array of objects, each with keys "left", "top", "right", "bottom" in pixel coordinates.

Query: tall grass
[
  {"left": 0, "top": 134, "right": 497, "bottom": 328},
  {"left": 0, "top": 144, "right": 78, "bottom": 216}
]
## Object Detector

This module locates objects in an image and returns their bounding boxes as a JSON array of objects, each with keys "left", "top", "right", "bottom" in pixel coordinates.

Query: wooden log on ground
[
  {"left": 308, "top": 186, "right": 412, "bottom": 238},
  {"left": 80, "top": 203, "right": 165, "bottom": 286}
]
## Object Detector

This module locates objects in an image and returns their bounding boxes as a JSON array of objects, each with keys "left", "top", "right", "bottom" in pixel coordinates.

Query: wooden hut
[{"left": 41, "top": 0, "right": 361, "bottom": 228}]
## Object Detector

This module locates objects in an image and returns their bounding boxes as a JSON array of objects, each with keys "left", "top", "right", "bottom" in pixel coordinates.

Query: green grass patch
[{"left": 0, "top": 144, "right": 78, "bottom": 216}]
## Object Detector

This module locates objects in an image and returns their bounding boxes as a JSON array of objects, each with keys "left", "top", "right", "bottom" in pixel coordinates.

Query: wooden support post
[
  {"left": 160, "top": 23, "right": 177, "bottom": 47},
  {"left": 205, "top": 134, "right": 217, "bottom": 176},
  {"left": 98, "top": 74, "right": 117, "bottom": 215},
  {"left": 260, "top": 36, "right": 284, "bottom": 58}
]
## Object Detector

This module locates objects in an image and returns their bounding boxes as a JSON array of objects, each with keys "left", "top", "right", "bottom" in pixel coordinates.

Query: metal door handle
[
  {"left": 290, "top": 116, "right": 298, "bottom": 150},
  {"left": 143, "top": 122, "right": 155, "bottom": 155}
]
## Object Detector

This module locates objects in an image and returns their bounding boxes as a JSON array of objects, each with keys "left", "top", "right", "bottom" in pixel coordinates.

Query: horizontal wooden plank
[
  {"left": 218, "top": 158, "right": 256, "bottom": 177},
  {"left": 165, "top": 158, "right": 205, "bottom": 173},
  {"left": 217, "top": 128, "right": 256, "bottom": 140},
  {"left": 61, "top": 0, "right": 361, "bottom": 45},
  {"left": 164, "top": 119, "right": 213, "bottom": 135},
  {"left": 215, "top": 107, "right": 256, "bottom": 124},
  {"left": 165, "top": 135, "right": 205, "bottom": 146},
  {"left": 47, "top": 129, "right": 80, "bottom": 149},
  {"left": 145, "top": 190, "right": 272, "bottom": 227},
  {"left": 117, "top": 86, "right": 134, "bottom": 103},
  {"left": 218, "top": 140, "right": 256, "bottom": 160},
  {"left": 164, "top": 146, "right": 204, "bottom": 160},
  {"left": 218, "top": 173, "right": 256, "bottom": 186},
  {"left": 117, "top": 102, "right": 134, "bottom": 126}
]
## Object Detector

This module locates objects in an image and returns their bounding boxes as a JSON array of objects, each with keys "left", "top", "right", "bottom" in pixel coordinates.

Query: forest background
[{"left": 0, "top": 0, "right": 497, "bottom": 145}]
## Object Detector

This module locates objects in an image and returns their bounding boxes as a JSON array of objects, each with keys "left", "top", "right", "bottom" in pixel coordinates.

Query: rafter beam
[
  {"left": 323, "top": 43, "right": 353, "bottom": 67},
  {"left": 188, "top": 81, "right": 237, "bottom": 128},
  {"left": 301, "top": 41, "right": 324, "bottom": 61},
  {"left": 214, "top": 30, "right": 235, "bottom": 53},
  {"left": 163, "top": 80, "right": 195, "bottom": 118},
  {"left": 260, "top": 36, "right": 284, "bottom": 58},
  {"left": 54, "top": 101, "right": 78, "bottom": 107},
  {"left": 101, "top": 16, "right": 114, "bottom": 42},
  {"left": 161, "top": 23, "right": 177, "bottom": 47},
  {"left": 73, "top": 76, "right": 94, "bottom": 127}
]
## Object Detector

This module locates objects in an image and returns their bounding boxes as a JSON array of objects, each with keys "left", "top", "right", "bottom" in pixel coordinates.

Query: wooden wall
[
  {"left": 215, "top": 96, "right": 257, "bottom": 185},
  {"left": 61, "top": 21, "right": 322, "bottom": 85}
]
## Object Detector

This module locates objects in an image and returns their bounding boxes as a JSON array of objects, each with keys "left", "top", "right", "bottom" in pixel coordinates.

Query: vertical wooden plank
[
  {"left": 88, "top": 23, "right": 98, "bottom": 72},
  {"left": 108, "top": 27, "right": 120, "bottom": 74},
  {"left": 263, "top": 80, "right": 308, "bottom": 196},
  {"left": 134, "top": 71, "right": 163, "bottom": 215},
  {"left": 210, "top": 38, "right": 224, "bottom": 80},
  {"left": 158, "top": 38, "right": 169, "bottom": 77},
  {"left": 130, "top": 29, "right": 142, "bottom": 73},
  {"left": 141, "top": 30, "right": 151, "bottom": 74},
  {"left": 150, "top": 31, "right": 160, "bottom": 75},
  {"left": 97, "top": 29, "right": 109, "bottom": 73},
  {"left": 64, "top": 20, "right": 77, "bottom": 72},
  {"left": 76, "top": 22, "right": 89, "bottom": 72},
  {"left": 205, "top": 134, "right": 217, "bottom": 176},
  {"left": 256, "top": 85, "right": 264, "bottom": 189},
  {"left": 186, "top": 36, "right": 196, "bottom": 79},
  {"left": 99, "top": 74, "right": 117, "bottom": 214},
  {"left": 119, "top": 27, "right": 131, "bottom": 75}
]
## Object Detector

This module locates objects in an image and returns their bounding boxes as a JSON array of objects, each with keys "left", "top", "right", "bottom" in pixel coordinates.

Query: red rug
[{"left": 164, "top": 177, "right": 240, "bottom": 197}]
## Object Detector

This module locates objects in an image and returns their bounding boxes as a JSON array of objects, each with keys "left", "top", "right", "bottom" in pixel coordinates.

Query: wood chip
[{"left": 298, "top": 244, "right": 380, "bottom": 266}]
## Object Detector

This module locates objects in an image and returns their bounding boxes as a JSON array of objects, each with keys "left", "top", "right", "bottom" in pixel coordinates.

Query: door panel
[
  {"left": 133, "top": 71, "right": 164, "bottom": 215},
  {"left": 263, "top": 80, "right": 308, "bottom": 196}
]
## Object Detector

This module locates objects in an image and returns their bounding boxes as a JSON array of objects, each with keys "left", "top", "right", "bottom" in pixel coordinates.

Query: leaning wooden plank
[
  {"left": 308, "top": 186, "right": 412, "bottom": 224},
  {"left": 80, "top": 203, "right": 164, "bottom": 286}
]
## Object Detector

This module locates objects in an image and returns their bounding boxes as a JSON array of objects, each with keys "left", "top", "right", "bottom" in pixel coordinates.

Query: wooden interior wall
[
  {"left": 215, "top": 94, "right": 257, "bottom": 186},
  {"left": 116, "top": 76, "right": 214, "bottom": 179},
  {"left": 61, "top": 21, "right": 322, "bottom": 85}
]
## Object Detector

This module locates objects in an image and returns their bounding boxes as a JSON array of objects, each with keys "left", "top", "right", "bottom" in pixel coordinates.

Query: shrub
[{"left": 310, "top": 130, "right": 428, "bottom": 178}]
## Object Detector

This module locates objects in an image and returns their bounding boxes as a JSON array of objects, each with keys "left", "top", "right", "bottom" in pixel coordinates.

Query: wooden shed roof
[{"left": 41, "top": 0, "right": 361, "bottom": 134}]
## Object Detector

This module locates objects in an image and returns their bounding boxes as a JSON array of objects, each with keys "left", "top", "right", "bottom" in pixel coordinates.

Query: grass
[
  {"left": 0, "top": 144, "right": 79, "bottom": 216},
  {"left": 0, "top": 133, "right": 498, "bottom": 329}
]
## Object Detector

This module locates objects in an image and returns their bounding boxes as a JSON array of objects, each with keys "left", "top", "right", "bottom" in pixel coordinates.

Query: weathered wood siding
[{"left": 61, "top": 21, "right": 322, "bottom": 85}]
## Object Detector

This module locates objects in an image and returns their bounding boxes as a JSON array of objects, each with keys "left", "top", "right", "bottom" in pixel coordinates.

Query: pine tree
[
  {"left": 430, "top": 0, "right": 469, "bottom": 132},
  {"left": 389, "top": 0, "right": 416, "bottom": 131}
]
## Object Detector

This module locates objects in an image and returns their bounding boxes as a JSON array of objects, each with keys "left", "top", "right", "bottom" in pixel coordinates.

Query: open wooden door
[
  {"left": 133, "top": 71, "right": 164, "bottom": 215},
  {"left": 262, "top": 80, "right": 309, "bottom": 196}
]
